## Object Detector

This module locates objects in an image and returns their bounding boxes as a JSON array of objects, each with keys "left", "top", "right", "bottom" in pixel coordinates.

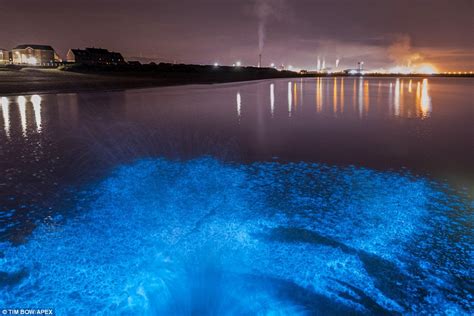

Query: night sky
[{"left": 1, "top": 0, "right": 472, "bottom": 71}]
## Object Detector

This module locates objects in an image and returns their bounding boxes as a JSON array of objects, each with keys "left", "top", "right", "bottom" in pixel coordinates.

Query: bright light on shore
[
  {"left": 213, "top": 62, "right": 219, "bottom": 67},
  {"left": 235, "top": 61, "right": 241, "bottom": 67},
  {"left": 387, "top": 63, "right": 438, "bottom": 75},
  {"left": 415, "top": 64, "right": 438, "bottom": 74}
]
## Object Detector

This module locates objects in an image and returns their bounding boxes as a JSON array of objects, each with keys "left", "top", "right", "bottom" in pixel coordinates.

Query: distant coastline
[{"left": 0, "top": 63, "right": 472, "bottom": 96}]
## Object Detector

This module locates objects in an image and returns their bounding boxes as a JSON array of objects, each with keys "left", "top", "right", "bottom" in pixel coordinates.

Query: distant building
[
  {"left": 67, "top": 48, "right": 125, "bottom": 65},
  {"left": 11, "top": 44, "right": 60, "bottom": 66},
  {"left": 344, "top": 62, "right": 365, "bottom": 75},
  {"left": 0, "top": 48, "right": 9, "bottom": 64},
  {"left": 344, "top": 69, "right": 361, "bottom": 75}
]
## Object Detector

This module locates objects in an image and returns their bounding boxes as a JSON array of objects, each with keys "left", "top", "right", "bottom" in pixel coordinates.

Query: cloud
[{"left": 387, "top": 35, "right": 423, "bottom": 66}]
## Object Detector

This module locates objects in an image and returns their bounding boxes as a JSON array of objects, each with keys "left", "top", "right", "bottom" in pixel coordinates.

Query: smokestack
[{"left": 258, "top": 53, "right": 262, "bottom": 68}]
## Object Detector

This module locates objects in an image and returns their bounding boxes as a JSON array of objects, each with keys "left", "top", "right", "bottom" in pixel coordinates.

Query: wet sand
[{"left": 0, "top": 67, "right": 299, "bottom": 95}]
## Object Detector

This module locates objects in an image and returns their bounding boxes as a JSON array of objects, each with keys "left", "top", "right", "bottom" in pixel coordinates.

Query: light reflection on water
[
  {"left": 1, "top": 96, "right": 9, "bottom": 138},
  {"left": 270, "top": 83, "right": 275, "bottom": 117},
  {"left": 316, "top": 77, "right": 322, "bottom": 112},
  {"left": 340, "top": 78, "right": 344, "bottom": 113},
  {"left": 31, "top": 95, "right": 42, "bottom": 133},
  {"left": 420, "top": 78, "right": 431, "bottom": 118},
  {"left": 17, "top": 96, "right": 27, "bottom": 137},
  {"left": 358, "top": 77, "right": 364, "bottom": 117},
  {"left": 1, "top": 95, "right": 43, "bottom": 138},
  {"left": 287, "top": 81, "right": 292, "bottom": 117},
  {"left": 394, "top": 78, "right": 401, "bottom": 116},
  {"left": 0, "top": 77, "right": 465, "bottom": 182},
  {"left": 211, "top": 78, "right": 432, "bottom": 120},
  {"left": 235, "top": 92, "right": 241, "bottom": 118},
  {"left": 293, "top": 81, "right": 298, "bottom": 110},
  {"left": 333, "top": 77, "right": 338, "bottom": 115}
]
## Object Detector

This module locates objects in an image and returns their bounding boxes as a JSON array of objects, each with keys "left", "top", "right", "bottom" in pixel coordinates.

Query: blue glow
[{"left": 0, "top": 158, "right": 472, "bottom": 315}]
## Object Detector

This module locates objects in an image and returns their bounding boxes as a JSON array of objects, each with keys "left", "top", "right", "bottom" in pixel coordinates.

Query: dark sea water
[{"left": 0, "top": 77, "right": 473, "bottom": 315}]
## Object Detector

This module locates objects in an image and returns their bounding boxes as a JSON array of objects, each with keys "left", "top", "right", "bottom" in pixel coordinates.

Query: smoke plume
[
  {"left": 255, "top": 0, "right": 285, "bottom": 53},
  {"left": 388, "top": 35, "right": 423, "bottom": 67}
]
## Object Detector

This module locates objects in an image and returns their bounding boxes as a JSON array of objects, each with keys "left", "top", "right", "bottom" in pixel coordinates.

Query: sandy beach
[
  {"left": 0, "top": 66, "right": 300, "bottom": 95},
  {"left": 0, "top": 68, "right": 192, "bottom": 95}
]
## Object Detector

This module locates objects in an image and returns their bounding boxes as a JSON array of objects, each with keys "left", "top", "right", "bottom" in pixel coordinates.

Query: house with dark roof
[
  {"left": 67, "top": 47, "right": 125, "bottom": 65},
  {"left": 11, "top": 44, "right": 61, "bottom": 66}
]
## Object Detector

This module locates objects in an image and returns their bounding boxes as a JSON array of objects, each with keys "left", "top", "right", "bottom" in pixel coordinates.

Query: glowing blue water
[{"left": 1, "top": 158, "right": 472, "bottom": 315}]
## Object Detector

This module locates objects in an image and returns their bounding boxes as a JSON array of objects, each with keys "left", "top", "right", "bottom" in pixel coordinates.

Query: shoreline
[
  {"left": 0, "top": 67, "right": 301, "bottom": 96},
  {"left": 1, "top": 67, "right": 472, "bottom": 96}
]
